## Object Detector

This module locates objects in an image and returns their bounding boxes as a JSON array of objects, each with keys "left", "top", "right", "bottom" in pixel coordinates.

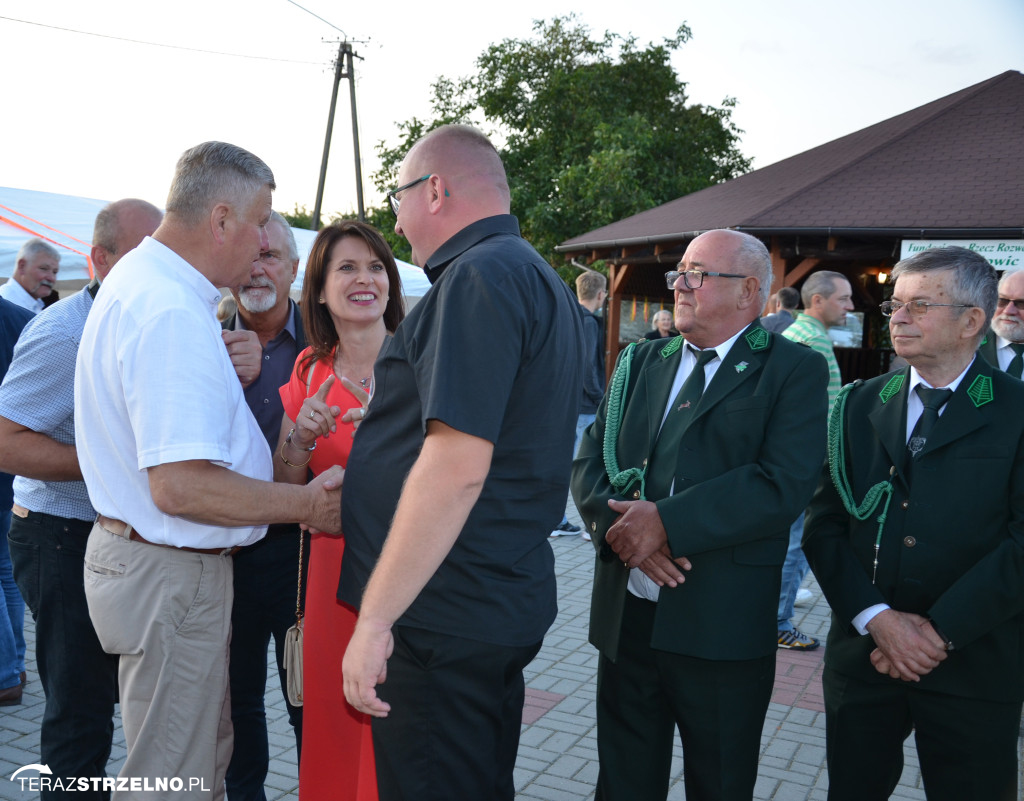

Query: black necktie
[
  {"left": 907, "top": 386, "right": 953, "bottom": 468},
  {"left": 1007, "top": 343, "right": 1024, "bottom": 379},
  {"left": 646, "top": 348, "right": 717, "bottom": 499}
]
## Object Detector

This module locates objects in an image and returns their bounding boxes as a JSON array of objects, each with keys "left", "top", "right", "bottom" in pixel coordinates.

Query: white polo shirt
[{"left": 75, "top": 236, "right": 272, "bottom": 548}]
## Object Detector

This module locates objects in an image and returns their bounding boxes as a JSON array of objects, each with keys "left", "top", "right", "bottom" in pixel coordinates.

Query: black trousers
[
  {"left": 370, "top": 625, "right": 541, "bottom": 801},
  {"left": 823, "top": 666, "right": 1021, "bottom": 801},
  {"left": 596, "top": 593, "right": 775, "bottom": 801}
]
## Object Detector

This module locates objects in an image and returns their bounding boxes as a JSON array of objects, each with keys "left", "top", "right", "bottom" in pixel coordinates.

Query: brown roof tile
[{"left": 559, "top": 70, "right": 1024, "bottom": 252}]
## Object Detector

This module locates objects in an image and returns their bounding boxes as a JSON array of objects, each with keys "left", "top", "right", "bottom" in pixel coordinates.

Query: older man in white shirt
[
  {"left": 0, "top": 238, "right": 59, "bottom": 313},
  {"left": 75, "top": 142, "right": 343, "bottom": 800}
]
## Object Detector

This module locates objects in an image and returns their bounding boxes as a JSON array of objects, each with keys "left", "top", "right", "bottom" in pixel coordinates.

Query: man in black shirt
[{"left": 340, "top": 124, "right": 584, "bottom": 801}]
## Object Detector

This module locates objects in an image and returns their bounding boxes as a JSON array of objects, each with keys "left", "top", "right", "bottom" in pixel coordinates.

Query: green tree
[{"left": 369, "top": 16, "right": 751, "bottom": 281}]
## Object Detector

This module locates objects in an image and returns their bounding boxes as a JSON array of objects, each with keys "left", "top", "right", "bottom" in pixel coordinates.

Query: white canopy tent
[{"left": 0, "top": 186, "right": 431, "bottom": 299}]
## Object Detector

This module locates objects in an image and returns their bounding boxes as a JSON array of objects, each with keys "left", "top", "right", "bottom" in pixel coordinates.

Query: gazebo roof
[{"left": 558, "top": 70, "right": 1024, "bottom": 254}]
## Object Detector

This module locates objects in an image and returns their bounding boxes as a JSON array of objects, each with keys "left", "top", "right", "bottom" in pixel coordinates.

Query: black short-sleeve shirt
[{"left": 339, "top": 215, "right": 585, "bottom": 646}]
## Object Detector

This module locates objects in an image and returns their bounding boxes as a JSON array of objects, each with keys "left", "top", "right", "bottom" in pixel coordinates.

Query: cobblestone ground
[{"left": 1, "top": 498, "right": 1021, "bottom": 800}]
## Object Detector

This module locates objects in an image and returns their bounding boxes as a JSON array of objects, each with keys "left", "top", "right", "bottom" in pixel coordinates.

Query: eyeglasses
[
  {"left": 879, "top": 300, "right": 972, "bottom": 318},
  {"left": 387, "top": 174, "right": 431, "bottom": 217},
  {"left": 996, "top": 297, "right": 1024, "bottom": 311},
  {"left": 665, "top": 269, "right": 749, "bottom": 290}
]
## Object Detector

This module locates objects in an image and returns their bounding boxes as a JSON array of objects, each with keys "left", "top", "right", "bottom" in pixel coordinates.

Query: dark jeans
[
  {"left": 9, "top": 510, "right": 118, "bottom": 800},
  {"left": 226, "top": 526, "right": 307, "bottom": 801}
]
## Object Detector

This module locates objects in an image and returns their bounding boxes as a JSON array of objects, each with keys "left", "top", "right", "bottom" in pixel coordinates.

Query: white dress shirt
[
  {"left": 75, "top": 237, "right": 272, "bottom": 548},
  {"left": 628, "top": 329, "right": 744, "bottom": 602}
]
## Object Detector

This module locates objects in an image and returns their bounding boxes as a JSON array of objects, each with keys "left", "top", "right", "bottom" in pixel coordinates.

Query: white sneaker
[
  {"left": 581, "top": 531, "right": 592, "bottom": 541},
  {"left": 795, "top": 588, "right": 814, "bottom": 606}
]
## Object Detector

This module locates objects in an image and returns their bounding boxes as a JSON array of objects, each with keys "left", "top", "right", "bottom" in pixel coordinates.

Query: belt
[{"left": 96, "top": 515, "right": 240, "bottom": 557}]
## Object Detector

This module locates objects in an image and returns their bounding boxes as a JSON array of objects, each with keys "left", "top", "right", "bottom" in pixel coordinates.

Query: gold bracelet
[
  {"left": 279, "top": 428, "right": 315, "bottom": 467},
  {"left": 279, "top": 440, "right": 312, "bottom": 468}
]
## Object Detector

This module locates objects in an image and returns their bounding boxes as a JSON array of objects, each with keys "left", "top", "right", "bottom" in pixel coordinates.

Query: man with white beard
[
  {"left": 220, "top": 209, "right": 308, "bottom": 801},
  {"left": 979, "top": 269, "right": 1024, "bottom": 378}
]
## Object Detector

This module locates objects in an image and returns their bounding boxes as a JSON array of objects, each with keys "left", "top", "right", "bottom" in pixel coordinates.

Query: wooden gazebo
[{"left": 556, "top": 70, "right": 1024, "bottom": 382}]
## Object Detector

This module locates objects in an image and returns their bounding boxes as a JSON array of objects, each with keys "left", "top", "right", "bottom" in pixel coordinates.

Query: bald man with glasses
[{"left": 572, "top": 229, "right": 828, "bottom": 801}]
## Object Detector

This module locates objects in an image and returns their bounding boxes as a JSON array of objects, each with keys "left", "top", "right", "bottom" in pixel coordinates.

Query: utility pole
[{"left": 311, "top": 40, "right": 364, "bottom": 229}]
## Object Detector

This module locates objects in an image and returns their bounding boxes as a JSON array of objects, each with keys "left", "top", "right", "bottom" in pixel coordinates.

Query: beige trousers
[{"left": 84, "top": 523, "right": 234, "bottom": 801}]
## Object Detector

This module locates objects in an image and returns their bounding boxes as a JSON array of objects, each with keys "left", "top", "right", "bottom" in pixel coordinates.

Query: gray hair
[
  {"left": 93, "top": 198, "right": 163, "bottom": 255},
  {"left": 800, "top": 271, "right": 847, "bottom": 308},
  {"left": 652, "top": 309, "right": 673, "bottom": 324},
  {"left": 16, "top": 237, "right": 60, "bottom": 266},
  {"left": 269, "top": 210, "right": 298, "bottom": 261},
  {"left": 998, "top": 270, "right": 1021, "bottom": 293},
  {"left": 892, "top": 246, "right": 997, "bottom": 330},
  {"left": 165, "top": 141, "right": 275, "bottom": 227},
  {"left": 730, "top": 232, "right": 772, "bottom": 306}
]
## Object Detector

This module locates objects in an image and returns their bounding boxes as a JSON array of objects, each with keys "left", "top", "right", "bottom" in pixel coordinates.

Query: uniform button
[
  {"left": 591, "top": 522, "right": 597, "bottom": 532},
  {"left": 642, "top": 458, "right": 648, "bottom": 467},
  {"left": 903, "top": 536, "right": 916, "bottom": 547},
  {"left": 901, "top": 500, "right": 909, "bottom": 510},
  {"left": 632, "top": 490, "right": 641, "bottom": 499}
]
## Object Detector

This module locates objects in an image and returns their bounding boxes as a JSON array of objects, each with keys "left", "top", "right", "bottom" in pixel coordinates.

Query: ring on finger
[{"left": 309, "top": 410, "right": 316, "bottom": 419}]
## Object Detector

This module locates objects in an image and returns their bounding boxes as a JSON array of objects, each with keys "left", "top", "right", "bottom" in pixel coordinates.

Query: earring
[{"left": 318, "top": 297, "right": 325, "bottom": 304}]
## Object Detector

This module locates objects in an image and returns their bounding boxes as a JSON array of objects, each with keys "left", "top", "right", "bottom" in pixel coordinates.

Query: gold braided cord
[
  {"left": 603, "top": 343, "right": 647, "bottom": 499},
  {"left": 828, "top": 382, "right": 894, "bottom": 523}
]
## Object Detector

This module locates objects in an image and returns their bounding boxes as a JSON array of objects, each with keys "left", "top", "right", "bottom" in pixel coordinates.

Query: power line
[
  {"left": 0, "top": 14, "right": 325, "bottom": 65},
  {"left": 284, "top": 0, "right": 346, "bottom": 39}
]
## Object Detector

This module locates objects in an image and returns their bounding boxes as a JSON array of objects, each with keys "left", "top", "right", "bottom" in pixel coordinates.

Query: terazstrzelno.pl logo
[{"left": 10, "top": 764, "right": 210, "bottom": 793}]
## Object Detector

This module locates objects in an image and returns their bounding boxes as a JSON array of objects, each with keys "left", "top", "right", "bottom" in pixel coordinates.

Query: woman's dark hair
[{"left": 298, "top": 221, "right": 405, "bottom": 381}]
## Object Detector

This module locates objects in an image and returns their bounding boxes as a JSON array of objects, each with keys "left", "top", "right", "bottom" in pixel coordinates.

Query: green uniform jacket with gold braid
[
  {"left": 571, "top": 322, "right": 829, "bottom": 663},
  {"left": 803, "top": 359, "right": 1024, "bottom": 701}
]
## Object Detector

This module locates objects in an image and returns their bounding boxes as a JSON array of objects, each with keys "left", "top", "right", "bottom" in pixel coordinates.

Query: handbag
[{"left": 283, "top": 528, "right": 304, "bottom": 707}]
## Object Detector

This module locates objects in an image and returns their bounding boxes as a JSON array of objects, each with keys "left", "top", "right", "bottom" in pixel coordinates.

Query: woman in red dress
[{"left": 275, "top": 221, "right": 405, "bottom": 801}]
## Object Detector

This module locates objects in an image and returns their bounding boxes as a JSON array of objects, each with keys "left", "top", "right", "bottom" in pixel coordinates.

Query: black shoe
[{"left": 549, "top": 521, "right": 581, "bottom": 537}]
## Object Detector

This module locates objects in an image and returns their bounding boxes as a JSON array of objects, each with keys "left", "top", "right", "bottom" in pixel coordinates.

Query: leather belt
[{"left": 96, "top": 515, "right": 240, "bottom": 557}]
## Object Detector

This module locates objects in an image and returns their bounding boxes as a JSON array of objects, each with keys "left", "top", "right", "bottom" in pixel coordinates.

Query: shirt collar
[
  {"left": 2, "top": 277, "right": 44, "bottom": 312},
  {"left": 232, "top": 299, "right": 298, "bottom": 342},
  {"left": 140, "top": 236, "right": 222, "bottom": 313},
  {"left": 423, "top": 215, "right": 521, "bottom": 285},
  {"left": 684, "top": 326, "right": 745, "bottom": 362},
  {"left": 908, "top": 357, "right": 975, "bottom": 394}
]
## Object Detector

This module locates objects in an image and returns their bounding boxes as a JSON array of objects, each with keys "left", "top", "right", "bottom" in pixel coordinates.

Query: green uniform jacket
[
  {"left": 571, "top": 323, "right": 829, "bottom": 662},
  {"left": 803, "top": 360, "right": 1024, "bottom": 701}
]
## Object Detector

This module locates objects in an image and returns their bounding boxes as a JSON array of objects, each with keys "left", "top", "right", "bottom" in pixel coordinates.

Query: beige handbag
[{"left": 284, "top": 529, "right": 304, "bottom": 707}]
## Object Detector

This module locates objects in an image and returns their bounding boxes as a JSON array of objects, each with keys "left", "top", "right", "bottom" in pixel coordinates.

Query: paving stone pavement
[{"left": 1, "top": 500, "right": 1021, "bottom": 800}]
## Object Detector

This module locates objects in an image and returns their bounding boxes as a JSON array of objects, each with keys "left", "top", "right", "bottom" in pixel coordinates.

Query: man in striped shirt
[{"left": 777, "top": 270, "right": 853, "bottom": 649}]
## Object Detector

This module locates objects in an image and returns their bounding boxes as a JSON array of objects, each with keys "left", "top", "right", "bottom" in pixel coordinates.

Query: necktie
[
  {"left": 646, "top": 348, "right": 718, "bottom": 499},
  {"left": 906, "top": 386, "right": 953, "bottom": 469},
  {"left": 1007, "top": 343, "right": 1024, "bottom": 379}
]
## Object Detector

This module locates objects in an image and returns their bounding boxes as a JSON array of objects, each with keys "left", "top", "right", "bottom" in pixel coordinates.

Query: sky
[{"left": 1, "top": 0, "right": 1021, "bottom": 223}]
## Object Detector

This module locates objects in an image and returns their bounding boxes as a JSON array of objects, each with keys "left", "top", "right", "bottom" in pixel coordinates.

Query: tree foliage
[{"left": 369, "top": 16, "right": 751, "bottom": 280}]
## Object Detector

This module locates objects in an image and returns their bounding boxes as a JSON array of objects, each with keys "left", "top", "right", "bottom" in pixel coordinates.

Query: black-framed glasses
[
  {"left": 665, "top": 269, "right": 749, "bottom": 290},
  {"left": 996, "top": 297, "right": 1024, "bottom": 311},
  {"left": 879, "top": 300, "right": 972, "bottom": 318},
  {"left": 387, "top": 174, "right": 431, "bottom": 217}
]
